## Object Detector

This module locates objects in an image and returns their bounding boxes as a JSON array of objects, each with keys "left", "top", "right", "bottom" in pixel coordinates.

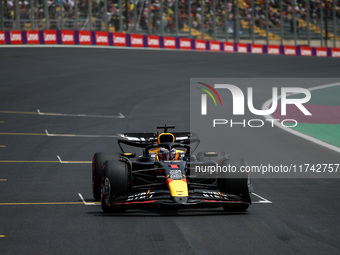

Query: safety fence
[
  {"left": 0, "top": 0, "right": 339, "bottom": 48},
  {"left": 1, "top": 29, "right": 340, "bottom": 57}
]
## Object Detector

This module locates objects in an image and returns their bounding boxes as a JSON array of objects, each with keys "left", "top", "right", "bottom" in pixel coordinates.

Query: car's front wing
[{"left": 108, "top": 189, "right": 251, "bottom": 207}]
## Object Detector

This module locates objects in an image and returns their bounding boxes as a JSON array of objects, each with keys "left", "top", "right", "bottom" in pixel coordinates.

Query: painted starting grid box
[{"left": 0, "top": 29, "right": 339, "bottom": 58}]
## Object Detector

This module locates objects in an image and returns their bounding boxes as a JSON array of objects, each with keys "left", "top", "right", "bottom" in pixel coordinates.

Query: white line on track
[
  {"left": 45, "top": 130, "right": 117, "bottom": 138},
  {"left": 57, "top": 155, "right": 91, "bottom": 164},
  {"left": 57, "top": 155, "right": 63, "bottom": 163},
  {"left": 37, "top": 109, "right": 124, "bottom": 119},
  {"left": 78, "top": 193, "right": 86, "bottom": 203},
  {"left": 78, "top": 193, "right": 98, "bottom": 206},
  {"left": 262, "top": 82, "right": 340, "bottom": 154},
  {"left": 251, "top": 193, "right": 272, "bottom": 204}
]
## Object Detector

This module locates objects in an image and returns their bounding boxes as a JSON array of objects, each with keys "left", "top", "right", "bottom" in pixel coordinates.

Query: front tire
[
  {"left": 92, "top": 152, "right": 120, "bottom": 200},
  {"left": 101, "top": 160, "right": 130, "bottom": 213},
  {"left": 219, "top": 158, "right": 251, "bottom": 212}
]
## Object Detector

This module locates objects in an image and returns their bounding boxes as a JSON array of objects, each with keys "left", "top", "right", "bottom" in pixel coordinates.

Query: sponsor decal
[
  {"left": 26, "top": 31, "right": 40, "bottom": 44},
  {"left": 61, "top": 30, "right": 75, "bottom": 45},
  {"left": 113, "top": 33, "right": 126, "bottom": 47},
  {"left": 300, "top": 46, "right": 312, "bottom": 56},
  {"left": 316, "top": 47, "right": 328, "bottom": 57},
  {"left": 10, "top": 31, "right": 22, "bottom": 44},
  {"left": 267, "top": 45, "right": 280, "bottom": 55},
  {"left": 223, "top": 42, "right": 234, "bottom": 52},
  {"left": 251, "top": 44, "right": 263, "bottom": 54},
  {"left": 127, "top": 191, "right": 155, "bottom": 201},
  {"left": 331, "top": 48, "right": 340, "bottom": 58},
  {"left": 195, "top": 40, "right": 206, "bottom": 51},
  {"left": 78, "top": 31, "right": 92, "bottom": 45},
  {"left": 163, "top": 37, "right": 176, "bottom": 49},
  {"left": 95, "top": 31, "right": 109, "bottom": 46},
  {"left": 0, "top": 31, "right": 6, "bottom": 44},
  {"left": 130, "top": 34, "right": 144, "bottom": 47},
  {"left": 179, "top": 38, "right": 191, "bottom": 50},
  {"left": 169, "top": 169, "right": 183, "bottom": 180},
  {"left": 284, "top": 46, "right": 297, "bottom": 56},
  {"left": 147, "top": 35, "right": 160, "bottom": 48},
  {"left": 237, "top": 43, "right": 248, "bottom": 53},
  {"left": 43, "top": 30, "right": 57, "bottom": 44},
  {"left": 210, "top": 41, "right": 221, "bottom": 52},
  {"left": 202, "top": 190, "right": 227, "bottom": 199}
]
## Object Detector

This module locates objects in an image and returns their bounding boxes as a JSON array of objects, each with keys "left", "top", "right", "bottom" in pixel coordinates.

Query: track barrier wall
[{"left": 1, "top": 29, "right": 340, "bottom": 57}]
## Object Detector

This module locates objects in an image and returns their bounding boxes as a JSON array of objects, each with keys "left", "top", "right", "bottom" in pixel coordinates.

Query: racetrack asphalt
[{"left": 0, "top": 47, "right": 340, "bottom": 255}]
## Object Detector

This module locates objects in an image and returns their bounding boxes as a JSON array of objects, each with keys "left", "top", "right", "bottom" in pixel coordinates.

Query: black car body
[{"left": 92, "top": 126, "right": 252, "bottom": 212}]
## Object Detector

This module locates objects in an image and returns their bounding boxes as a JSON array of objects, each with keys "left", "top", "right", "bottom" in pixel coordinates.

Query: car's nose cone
[{"left": 173, "top": 196, "right": 188, "bottom": 204}]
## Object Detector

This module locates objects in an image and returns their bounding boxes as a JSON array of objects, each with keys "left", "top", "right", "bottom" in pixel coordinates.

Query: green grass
[{"left": 291, "top": 123, "right": 340, "bottom": 147}]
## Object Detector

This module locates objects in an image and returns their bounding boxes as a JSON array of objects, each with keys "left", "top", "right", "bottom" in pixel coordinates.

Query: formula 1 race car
[{"left": 92, "top": 125, "right": 252, "bottom": 213}]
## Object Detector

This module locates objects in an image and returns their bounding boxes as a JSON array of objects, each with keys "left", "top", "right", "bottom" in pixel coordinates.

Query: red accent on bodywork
[
  {"left": 115, "top": 200, "right": 158, "bottom": 205},
  {"left": 170, "top": 164, "right": 179, "bottom": 168},
  {"left": 202, "top": 199, "right": 250, "bottom": 204}
]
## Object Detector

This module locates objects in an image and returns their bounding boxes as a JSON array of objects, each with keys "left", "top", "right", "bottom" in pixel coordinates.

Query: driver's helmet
[
  {"left": 170, "top": 149, "right": 176, "bottom": 160},
  {"left": 158, "top": 148, "right": 177, "bottom": 161},
  {"left": 158, "top": 148, "right": 170, "bottom": 161}
]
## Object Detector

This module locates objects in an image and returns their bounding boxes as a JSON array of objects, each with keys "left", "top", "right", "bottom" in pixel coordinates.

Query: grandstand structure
[{"left": 1, "top": 0, "right": 339, "bottom": 47}]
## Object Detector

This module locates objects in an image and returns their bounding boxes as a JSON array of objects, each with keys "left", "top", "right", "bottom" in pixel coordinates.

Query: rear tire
[
  {"left": 101, "top": 160, "right": 130, "bottom": 213},
  {"left": 92, "top": 152, "right": 121, "bottom": 200},
  {"left": 219, "top": 158, "right": 251, "bottom": 212}
]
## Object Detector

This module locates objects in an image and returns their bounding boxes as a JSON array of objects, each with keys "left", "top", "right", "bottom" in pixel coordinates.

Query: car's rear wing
[
  {"left": 117, "top": 132, "right": 197, "bottom": 152},
  {"left": 117, "top": 133, "right": 157, "bottom": 149}
]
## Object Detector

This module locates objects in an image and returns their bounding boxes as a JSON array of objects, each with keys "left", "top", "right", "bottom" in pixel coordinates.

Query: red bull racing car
[{"left": 92, "top": 125, "right": 252, "bottom": 212}]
